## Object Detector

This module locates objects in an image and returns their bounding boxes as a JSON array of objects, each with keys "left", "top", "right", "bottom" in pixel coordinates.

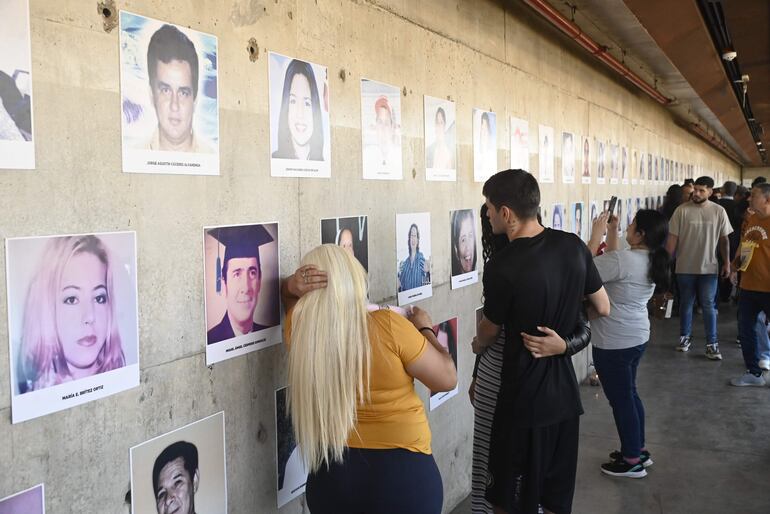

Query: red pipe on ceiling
[{"left": 520, "top": 0, "right": 672, "bottom": 105}]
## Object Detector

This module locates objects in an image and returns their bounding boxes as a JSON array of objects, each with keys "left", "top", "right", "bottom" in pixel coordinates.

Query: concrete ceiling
[{"left": 536, "top": 0, "right": 766, "bottom": 167}]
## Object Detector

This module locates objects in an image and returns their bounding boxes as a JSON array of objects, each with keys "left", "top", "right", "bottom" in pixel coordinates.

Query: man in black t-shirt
[{"left": 477, "top": 169, "right": 610, "bottom": 514}]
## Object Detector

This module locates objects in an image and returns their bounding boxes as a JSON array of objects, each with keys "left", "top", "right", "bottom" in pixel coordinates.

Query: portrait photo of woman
[
  {"left": 269, "top": 52, "right": 330, "bottom": 177},
  {"left": 581, "top": 136, "right": 591, "bottom": 184},
  {"left": 552, "top": 204, "right": 564, "bottom": 231},
  {"left": 396, "top": 212, "right": 432, "bottom": 305},
  {"left": 424, "top": 96, "right": 456, "bottom": 181},
  {"left": 450, "top": 209, "right": 478, "bottom": 289},
  {"left": 6, "top": 231, "right": 139, "bottom": 423}
]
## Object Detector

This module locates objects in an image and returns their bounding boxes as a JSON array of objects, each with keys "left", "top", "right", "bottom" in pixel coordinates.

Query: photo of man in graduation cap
[{"left": 205, "top": 223, "right": 278, "bottom": 346}]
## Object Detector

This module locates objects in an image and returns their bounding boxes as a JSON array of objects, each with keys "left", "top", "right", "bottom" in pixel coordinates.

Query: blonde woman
[
  {"left": 17, "top": 235, "right": 125, "bottom": 393},
  {"left": 281, "top": 244, "right": 457, "bottom": 514}
]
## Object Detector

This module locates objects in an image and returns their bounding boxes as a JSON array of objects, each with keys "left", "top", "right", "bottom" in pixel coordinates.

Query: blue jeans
[
  {"left": 758, "top": 312, "right": 770, "bottom": 362},
  {"left": 677, "top": 274, "right": 718, "bottom": 344},
  {"left": 738, "top": 289, "right": 770, "bottom": 375},
  {"left": 593, "top": 344, "right": 647, "bottom": 459}
]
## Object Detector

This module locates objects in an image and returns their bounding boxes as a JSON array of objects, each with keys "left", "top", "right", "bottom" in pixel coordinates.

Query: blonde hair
[
  {"left": 288, "top": 244, "right": 371, "bottom": 471},
  {"left": 19, "top": 235, "right": 125, "bottom": 392}
]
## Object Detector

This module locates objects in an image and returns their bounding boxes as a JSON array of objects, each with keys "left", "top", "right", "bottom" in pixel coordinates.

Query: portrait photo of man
[
  {"left": 130, "top": 412, "right": 226, "bottom": 514},
  {"left": 203, "top": 223, "right": 281, "bottom": 364},
  {"left": 361, "top": 78, "right": 402, "bottom": 180},
  {"left": 119, "top": 12, "right": 219, "bottom": 174}
]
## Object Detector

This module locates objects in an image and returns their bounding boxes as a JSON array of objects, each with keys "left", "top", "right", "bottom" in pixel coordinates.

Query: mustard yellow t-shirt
[
  {"left": 284, "top": 307, "right": 432, "bottom": 454},
  {"left": 735, "top": 212, "right": 770, "bottom": 293}
]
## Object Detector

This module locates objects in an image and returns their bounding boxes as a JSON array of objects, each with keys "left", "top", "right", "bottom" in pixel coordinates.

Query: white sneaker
[
  {"left": 759, "top": 359, "right": 770, "bottom": 371},
  {"left": 730, "top": 372, "right": 767, "bottom": 387}
]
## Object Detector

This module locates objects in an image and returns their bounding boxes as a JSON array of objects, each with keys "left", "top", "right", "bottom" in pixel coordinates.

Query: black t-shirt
[{"left": 483, "top": 228, "right": 603, "bottom": 428}]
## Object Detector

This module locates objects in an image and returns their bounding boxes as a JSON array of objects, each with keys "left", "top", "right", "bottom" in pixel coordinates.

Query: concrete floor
[{"left": 450, "top": 304, "right": 770, "bottom": 514}]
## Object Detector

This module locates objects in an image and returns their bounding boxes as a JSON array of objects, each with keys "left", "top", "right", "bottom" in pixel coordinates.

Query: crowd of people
[{"left": 272, "top": 169, "right": 769, "bottom": 514}]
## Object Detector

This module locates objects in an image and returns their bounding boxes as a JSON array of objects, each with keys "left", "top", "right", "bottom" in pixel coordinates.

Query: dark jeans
[
  {"left": 306, "top": 447, "right": 443, "bottom": 514},
  {"left": 593, "top": 344, "right": 647, "bottom": 459},
  {"left": 738, "top": 289, "right": 770, "bottom": 375}
]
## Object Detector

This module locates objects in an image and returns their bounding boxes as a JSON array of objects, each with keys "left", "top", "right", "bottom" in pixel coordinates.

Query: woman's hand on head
[
  {"left": 287, "top": 265, "right": 328, "bottom": 298},
  {"left": 407, "top": 306, "right": 433, "bottom": 331}
]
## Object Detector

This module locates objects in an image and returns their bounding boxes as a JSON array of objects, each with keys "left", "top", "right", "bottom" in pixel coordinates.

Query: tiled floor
[{"left": 451, "top": 304, "right": 770, "bottom": 513}]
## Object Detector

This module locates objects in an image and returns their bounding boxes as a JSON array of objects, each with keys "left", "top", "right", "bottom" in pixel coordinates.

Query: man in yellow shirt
[{"left": 730, "top": 183, "right": 770, "bottom": 386}]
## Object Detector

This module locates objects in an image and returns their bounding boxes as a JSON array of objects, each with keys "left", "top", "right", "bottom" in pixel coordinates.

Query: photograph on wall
[
  {"left": 119, "top": 11, "right": 219, "bottom": 175},
  {"left": 130, "top": 412, "right": 226, "bottom": 514},
  {"left": 361, "top": 78, "right": 402, "bottom": 180},
  {"left": 615, "top": 198, "right": 623, "bottom": 235},
  {"left": 635, "top": 197, "right": 642, "bottom": 215},
  {"left": 396, "top": 212, "right": 432, "bottom": 305},
  {"left": 551, "top": 204, "right": 565, "bottom": 232},
  {"left": 571, "top": 202, "right": 584, "bottom": 240},
  {"left": 275, "top": 386, "right": 308, "bottom": 508},
  {"left": 540, "top": 205, "right": 550, "bottom": 228},
  {"left": 473, "top": 108, "right": 497, "bottom": 183},
  {"left": 637, "top": 151, "right": 645, "bottom": 185},
  {"left": 429, "top": 317, "right": 459, "bottom": 411},
  {"left": 654, "top": 156, "right": 660, "bottom": 182},
  {"left": 0, "top": 0, "right": 34, "bottom": 170},
  {"left": 203, "top": 222, "right": 281, "bottom": 365},
  {"left": 538, "top": 125, "right": 554, "bottom": 183},
  {"left": 625, "top": 198, "right": 633, "bottom": 231},
  {"left": 449, "top": 209, "right": 478, "bottom": 290},
  {"left": 0, "top": 483, "right": 44, "bottom": 514},
  {"left": 610, "top": 144, "right": 619, "bottom": 184},
  {"left": 510, "top": 117, "right": 529, "bottom": 171},
  {"left": 424, "top": 96, "right": 456, "bottom": 181},
  {"left": 621, "top": 146, "right": 629, "bottom": 184},
  {"left": 268, "top": 52, "right": 330, "bottom": 178},
  {"left": 647, "top": 153, "right": 653, "bottom": 181},
  {"left": 589, "top": 201, "right": 599, "bottom": 227},
  {"left": 656, "top": 196, "right": 663, "bottom": 210},
  {"left": 595, "top": 139, "right": 606, "bottom": 184},
  {"left": 561, "top": 131, "right": 575, "bottom": 184},
  {"left": 581, "top": 136, "right": 591, "bottom": 184},
  {"left": 5, "top": 232, "right": 139, "bottom": 424},
  {"left": 320, "top": 215, "right": 368, "bottom": 271}
]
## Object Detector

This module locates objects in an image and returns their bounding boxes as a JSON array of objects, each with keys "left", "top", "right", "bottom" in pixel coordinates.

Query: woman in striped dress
[{"left": 470, "top": 206, "right": 592, "bottom": 513}]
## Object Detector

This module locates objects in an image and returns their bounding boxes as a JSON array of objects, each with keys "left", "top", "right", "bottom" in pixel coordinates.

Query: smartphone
[{"left": 607, "top": 196, "right": 618, "bottom": 216}]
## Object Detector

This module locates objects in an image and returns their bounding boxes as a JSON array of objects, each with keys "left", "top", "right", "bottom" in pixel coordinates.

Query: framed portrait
[
  {"left": 580, "top": 135, "right": 591, "bottom": 184},
  {"left": 429, "top": 317, "right": 459, "bottom": 411},
  {"left": 595, "top": 138, "right": 606, "bottom": 185},
  {"left": 119, "top": 11, "right": 219, "bottom": 174},
  {"left": 361, "top": 78, "right": 402, "bottom": 180},
  {"left": 0, "top": 0, "right": 35, "bottom": 169},
  {"left": 610, "top": 144, "right": 619, "bottom": 184},
  {"left": 561, "top": 132, "right": 575, "bottom": 184},
  {"left": 130, "top": 412, "right": 226, "bottom": 514},
  {"left": 473, "top": 108, "right": 497, "bottom": 183},
  {"left": 0, "top": 484, "right": 44, "bottom": 514},
  {"left": 424, "top": 96, "right": 456, "bottom": 181},
  {"left": 510, "top": 117, "right": 529, "bottom": 172},
  {"left": 449, "top": 209, "right": 478, "bottom": 290},
  {"left": 269, "top": 52, "right": 330, "bottom": 178},
  {"left": 570, "top": 202, "right": 585, "bottom": 241},
  {"left": 320, "top": 215, "right": 368, "bottom": 271},
  {"left": 275, "top": 387, "right": 308, "bottom": 508},
  {"left": 202, "top": 222, "right": 281, "bottom": 365},
  {"left": 5, "top": 231, "right": 139, "bottom": 423},
  {"left": 551, "top": 204, "right": 565, "bottom": 232},
  {"left": 538, "top": 125, "right": 554, "bottom": 183},
  {"left": 396, "top": 212, "right": 432, "bottom": 305}
]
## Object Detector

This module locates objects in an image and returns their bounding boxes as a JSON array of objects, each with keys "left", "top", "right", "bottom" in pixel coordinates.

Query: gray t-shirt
[
  {"left": 591, "top": 249, "right": 655, "bottom": 350},
  {"left": 669, "top": 201, "right": 732, "bottom": 274}
]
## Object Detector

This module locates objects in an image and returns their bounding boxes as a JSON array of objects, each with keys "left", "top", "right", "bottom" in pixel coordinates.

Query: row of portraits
[
  {"left": 4, "top": 212, "right": 476, "bottom": 423},
  {"left": 0, "top": 3, "right": 724, "bottom": 188},
  {"left": 1, "top": 307, "right": 463, "bottom": 513}
]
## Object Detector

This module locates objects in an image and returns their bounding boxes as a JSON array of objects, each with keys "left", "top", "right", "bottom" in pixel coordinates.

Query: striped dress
[{"left": 471, "top": 328, "right": 506, "bottom": 514}]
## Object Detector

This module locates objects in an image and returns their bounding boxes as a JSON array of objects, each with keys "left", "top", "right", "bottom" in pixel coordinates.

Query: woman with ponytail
[
  {"left": 587, "top": 208, "right": 670, "bottom": 479},
  {"left": 281, "top": 244, "right": 457, "bottom": 513}
]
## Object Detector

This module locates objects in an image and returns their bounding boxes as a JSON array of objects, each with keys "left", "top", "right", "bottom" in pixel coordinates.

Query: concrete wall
[
  {"left": 743, "top": 167, "right": 769, "bottom": 183},
  {"left": 0, "top": 1, "right": 741, "bottom": 513}
]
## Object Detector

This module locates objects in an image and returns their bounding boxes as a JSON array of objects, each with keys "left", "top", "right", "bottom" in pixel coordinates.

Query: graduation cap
[{"left": 209, "top": 225, "right": 274, "bottom": 293}]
